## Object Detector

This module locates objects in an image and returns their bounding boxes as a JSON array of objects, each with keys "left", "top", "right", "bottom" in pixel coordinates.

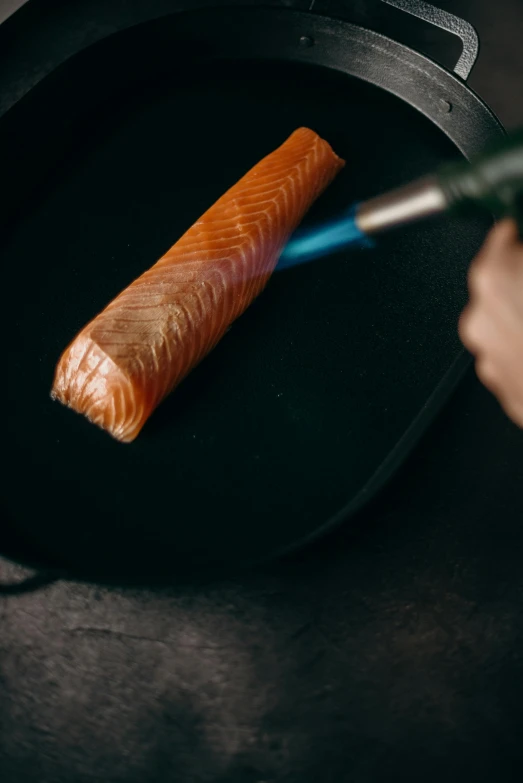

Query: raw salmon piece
[{"left": 51, "top": 128, "right": 344, "bottom": 442}]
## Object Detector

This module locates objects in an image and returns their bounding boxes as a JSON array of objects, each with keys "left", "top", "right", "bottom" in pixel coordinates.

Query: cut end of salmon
[
  {"left": 293, "top": 127, "right": 344, "bottom": 169},
  {"left": 51, "top": 127, "right": 345, "bottom": 442},
  {"left": 51, "top": 334, "right": 145, "bottom": 443}
]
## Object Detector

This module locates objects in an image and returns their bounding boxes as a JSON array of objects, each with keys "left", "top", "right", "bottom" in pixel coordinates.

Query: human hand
[{"left": 459, "top": 219, "right": 523, "bottom": 428}]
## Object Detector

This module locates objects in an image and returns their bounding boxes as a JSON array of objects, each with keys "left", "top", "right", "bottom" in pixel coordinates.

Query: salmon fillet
[{"left": 51, "top": 127, "right": 344, "bottom": 442}]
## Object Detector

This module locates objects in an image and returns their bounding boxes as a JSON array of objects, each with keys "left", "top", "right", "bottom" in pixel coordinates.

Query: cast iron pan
[{"left": 0, "top": 1, "right": 504, "bottom": 584}]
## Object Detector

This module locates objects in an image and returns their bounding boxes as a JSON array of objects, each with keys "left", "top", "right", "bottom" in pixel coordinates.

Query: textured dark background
[{"left": 1, "top": 1, "right": 523, "bottom": 782}]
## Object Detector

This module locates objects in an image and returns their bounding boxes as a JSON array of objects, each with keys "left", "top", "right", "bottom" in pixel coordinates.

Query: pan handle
[{"left": 381, "top": 0, "right": 479, "bottom": 80}]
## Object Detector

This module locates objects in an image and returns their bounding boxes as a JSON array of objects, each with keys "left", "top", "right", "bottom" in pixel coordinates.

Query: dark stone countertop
[{"left": 1, "top": 2, "right": 523, "bottom": 782}]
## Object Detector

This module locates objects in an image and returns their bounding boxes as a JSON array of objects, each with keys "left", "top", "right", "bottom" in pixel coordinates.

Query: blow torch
[{"left": 280, "top": 128, "right": 523, "bottom": 266}]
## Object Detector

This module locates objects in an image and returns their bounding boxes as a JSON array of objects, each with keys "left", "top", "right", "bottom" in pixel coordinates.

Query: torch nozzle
[
  {"left": 354, "top": 176, "right": 448, "bottom": 235},
  {"left": 356, "top": 127, "right": 523, "bottom": 237},
  {"left": 279, "top": 128, "right": 523, "bottom": 268}
]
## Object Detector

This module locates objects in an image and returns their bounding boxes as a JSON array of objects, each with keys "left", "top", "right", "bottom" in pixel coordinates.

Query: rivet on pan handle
[{"left": 381, "top": 0, "right": 479, "bottom": 80}]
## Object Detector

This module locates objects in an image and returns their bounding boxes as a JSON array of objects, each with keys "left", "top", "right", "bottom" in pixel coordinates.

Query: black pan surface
[{"left": 1, "top": 9, "right": 500, "bottom": 582}]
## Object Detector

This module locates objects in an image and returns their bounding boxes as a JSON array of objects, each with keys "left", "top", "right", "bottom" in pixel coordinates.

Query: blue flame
[{"left": 277, "top": 205, "right": 374, "bottom": 270}]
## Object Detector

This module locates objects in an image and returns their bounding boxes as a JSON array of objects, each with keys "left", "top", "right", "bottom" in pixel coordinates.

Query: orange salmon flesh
[{"left": 51, "top": 128, "right": 345, "bottom": 442}]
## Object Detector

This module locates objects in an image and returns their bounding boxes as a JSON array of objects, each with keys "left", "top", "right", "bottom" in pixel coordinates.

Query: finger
[
  {"left": 475, "top": 356, "right": 504, "bottom": 397},
  {"left": 482, "top": 219, "right": 519, "bottom": 257},
  {"left": 501, "top": 397, "right": 523, "bottom": 429},
  {"left": 478, "top": 359, "right": 523, "bottom": 427},
  {"left": 468, "top": 220, "right": 520, "bottom": 290},
  {"left": 475, "top": 348, "right": 523, "bottom": 416},
  {"left": 458, "top": 304, "right": 475, "bottom": 351},
  {"left": 459, "top": 305, "right": 496, "bottom": 356}
]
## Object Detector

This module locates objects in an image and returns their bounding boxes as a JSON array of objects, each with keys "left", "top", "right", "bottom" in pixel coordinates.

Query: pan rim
[{"left": 0, "top": 6, "right": 504, "bottom": 141}]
